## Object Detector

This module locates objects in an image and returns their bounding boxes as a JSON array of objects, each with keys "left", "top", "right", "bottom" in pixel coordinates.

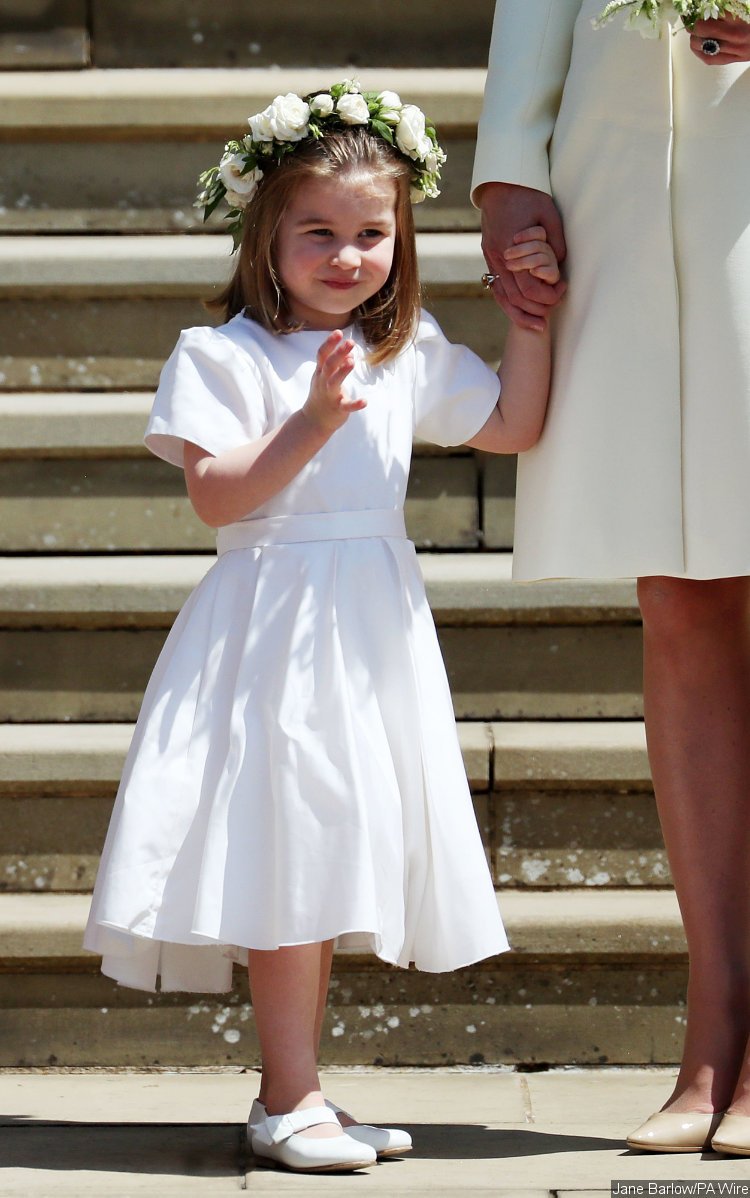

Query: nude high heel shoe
[
  {"left": 627, "top": 1109, "right": 724, "bottom": 1153},
  {"left": 711, "top": 1112, "right": 750, "bottom": 1156}
]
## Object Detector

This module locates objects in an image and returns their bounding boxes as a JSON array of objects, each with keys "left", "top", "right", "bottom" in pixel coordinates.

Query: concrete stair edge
[
  {"left": 0, "top": 720, "right": 650, "bottom": 790},
  {"left": 0, "top": 394, "right": 465, "bottom": 456},
  {"left": 0, "top": 889, "right": 685, "bottom": 960},
  {"left": 0, "top": 393, "right": 153, "bottom": 454},
  {"left": 0, "top": 232, "right": 483, "bottom": 293},
  {"left": 0, "top": 553, "right": 640, "bottom": 624},
  {"left": 0, "top": 67, "right": 487, "bottom": 130}
]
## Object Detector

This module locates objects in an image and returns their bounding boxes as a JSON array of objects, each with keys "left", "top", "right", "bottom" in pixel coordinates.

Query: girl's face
[{"left": 275, "top": 172, "right": 398, "bottom": 331}]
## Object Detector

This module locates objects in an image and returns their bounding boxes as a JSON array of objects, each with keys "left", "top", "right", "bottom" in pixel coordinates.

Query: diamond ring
[
  {"left": 481, "top": 273, "right": 500, "bottom": 290},
  {"left": 701, "top": 37, "right": 721, "bottom": 56}
]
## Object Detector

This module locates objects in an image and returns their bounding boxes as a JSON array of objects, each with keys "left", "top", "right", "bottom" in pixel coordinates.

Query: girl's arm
[
  {"left": 183, "top": 330, "right": 364, "bottom": 527},
  {"left": 466, "top": 225, "right": 559, "bottom": 454}
]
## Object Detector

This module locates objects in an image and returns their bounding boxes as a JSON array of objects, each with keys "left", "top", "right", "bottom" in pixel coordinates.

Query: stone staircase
[{"left": 0, "top": 1, "right": 684, "bottom": 1071}]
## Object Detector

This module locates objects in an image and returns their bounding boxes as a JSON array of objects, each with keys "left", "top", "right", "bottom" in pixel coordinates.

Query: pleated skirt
[{"left": 84, "top": 517, "right": 508, "bottom": 992}]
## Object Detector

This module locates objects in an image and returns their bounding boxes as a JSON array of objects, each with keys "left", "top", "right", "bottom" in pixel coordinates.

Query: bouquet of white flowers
[{"left": 594, "top": 0, "right": 750, "bottom": 37}]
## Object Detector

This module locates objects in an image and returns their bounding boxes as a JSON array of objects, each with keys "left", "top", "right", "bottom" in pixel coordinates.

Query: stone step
[
  {"left": 0, "top": 454, "right": 497, "bottom": 553},
  {"left": 0, "top": 889, "right": 686, "bottom": 1067},
  {"left": 0, "top": 721, "right": 663, "bottom": 895},
  {"left": 0, "top": 554, "right": 642, "bottom": 722},
  {"left": 0, "top": 232, "right": 485, "bottom": 293},
  {"left": 0, "top": 720, "right": 489, "bottom": 893},
  {"left": 0, "top": 68, "right": 485, "bottom": 131},
  {"left": 0, "top": 392, "right": 153, "bottom": 454},
  {"left": 0, "top": 233, "right": 502, "bottom": 390},
  {"left": 0, "top": 393, "right": 512, "bottom": 552},
  {"left": 0, "top": 0, "right": 88, "bottom": 70},
  {"left": 0, "top": 553, "right": 640, "bottom": 626},
  {"left": 0, "top": 392, "right": 487, "bottom": 456},
  {"left": 0, "top": 721, "right": 649, "bottom": 795},
  {"left": 0, "top": 68, "right": 483, "bottom": 233},
  {"left": 4, "top": 4, "right": 495, "bottom": 71}
]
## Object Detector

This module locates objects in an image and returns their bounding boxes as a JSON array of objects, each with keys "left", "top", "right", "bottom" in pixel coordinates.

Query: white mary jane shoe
[
  {"left": 250, "top": 1104, "right": 377, "bottom": 1172},
  {"left": 327, "top": 1099, "right": 413, "bottom": 1157}
]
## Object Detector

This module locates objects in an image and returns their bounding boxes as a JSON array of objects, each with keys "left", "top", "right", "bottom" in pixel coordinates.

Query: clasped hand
[{"left": 480, "top": 183, "right": 567, "bottom": 331}]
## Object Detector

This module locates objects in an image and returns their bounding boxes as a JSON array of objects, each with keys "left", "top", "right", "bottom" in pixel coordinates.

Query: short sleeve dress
[{"left": 84, "top": 311, "right": 510, "bottom": 993}]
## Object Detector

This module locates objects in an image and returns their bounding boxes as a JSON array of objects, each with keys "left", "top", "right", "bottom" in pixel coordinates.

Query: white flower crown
[{"left": 195, "top": 79, "right": 446, "bottom": 248}]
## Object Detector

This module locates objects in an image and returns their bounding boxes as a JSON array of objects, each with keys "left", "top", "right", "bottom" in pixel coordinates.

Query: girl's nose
[{"left": 332, "top": 244, "right": 360, "bottom": 269}]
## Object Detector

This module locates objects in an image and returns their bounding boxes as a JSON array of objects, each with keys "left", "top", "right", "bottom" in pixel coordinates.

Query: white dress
[
  {"left": 473, "top": 0, "right": 750, "bottom": 579},
  {"left": 83, "top": 311, "right": 509, "bottom": 993}
]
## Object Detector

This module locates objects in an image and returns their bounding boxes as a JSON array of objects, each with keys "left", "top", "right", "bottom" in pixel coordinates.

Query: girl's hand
[
  {"left": 302, "top": 330, "right": 367, "bottom": 434},
  {"left": 691, "top": 16, "right": 750, "bottom": 63},
  {"left": 503, "top": 226, "right": 562, "bottom": 287}
]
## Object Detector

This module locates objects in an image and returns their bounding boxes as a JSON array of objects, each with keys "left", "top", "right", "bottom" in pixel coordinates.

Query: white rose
[
  {"left": 249, "top": 93, "right": 310, "bottom": 143},
  {"left": 336, "top": 92, "right": 370, "bottom": 125},
  {"left": 219, "top": 153, "right": 263, "bottom": 205},
  {"left": 247, "top": 109, "right": 274, "bottom": 142},
  {"left": 395, "top": 104, "right": 427, "bottom": 159},
  {"left": 224, "top": 187, "right": 249, "bottom": 209},
  {"left": 377, "top": 90, "right": 402, "bottom": 125},
  {"left": 424, "top": 151, "right": 439, "bottom": 175},
  {"left": 310, "top": 92, "right": 334, "bottom": 117},
  {"left": 416, "top": 134, "right": 434, "bottom": 161}
]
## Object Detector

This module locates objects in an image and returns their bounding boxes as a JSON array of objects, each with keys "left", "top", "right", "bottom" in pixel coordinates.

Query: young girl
[{"left": 84, "top": 81, "right": 559, "bottom": 1173}]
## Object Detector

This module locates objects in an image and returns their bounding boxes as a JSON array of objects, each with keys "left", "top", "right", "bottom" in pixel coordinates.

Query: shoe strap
[{"left": 266, "top": 1105, "right": 339, "bottom": 1144}]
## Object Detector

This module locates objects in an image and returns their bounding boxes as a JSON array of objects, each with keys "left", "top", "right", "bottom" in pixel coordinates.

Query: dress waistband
[{"left": 216, "top": 509, "right": 407, "bottom": 554}]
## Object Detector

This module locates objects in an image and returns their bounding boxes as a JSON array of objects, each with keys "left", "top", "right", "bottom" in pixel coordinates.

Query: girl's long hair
[{"left": 205, "top": 126, "right": 420, "bottom": 366}]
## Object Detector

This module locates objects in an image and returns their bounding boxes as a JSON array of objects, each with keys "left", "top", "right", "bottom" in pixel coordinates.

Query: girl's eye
[
  {"left": 361, "top": 229, "right": 384, "bottom": 240},
  {"left": 308, "top": 228, "right": 332, "bottom": 238}
]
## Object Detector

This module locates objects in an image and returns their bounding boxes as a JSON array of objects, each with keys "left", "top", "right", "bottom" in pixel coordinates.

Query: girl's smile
[{"left": 275, "top": 174, "right": 398, "bottom": 330}]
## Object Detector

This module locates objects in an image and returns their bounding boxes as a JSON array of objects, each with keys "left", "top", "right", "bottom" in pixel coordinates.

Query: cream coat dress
[{"left": 473, "top": 0, "right": 750, "bottom": 579}]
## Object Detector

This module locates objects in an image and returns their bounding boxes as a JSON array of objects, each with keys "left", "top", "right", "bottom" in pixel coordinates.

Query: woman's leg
[
  {"left": 638, "top": 575, "right": 750, "bottom": 1113},
  {"left": 248, "top": 941, "right": 340, "bottom": 1138}
]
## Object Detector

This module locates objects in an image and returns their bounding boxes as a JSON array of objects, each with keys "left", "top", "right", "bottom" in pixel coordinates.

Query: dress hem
[{"left": 85, "top": 919, "right": 510, "bottom": 993}]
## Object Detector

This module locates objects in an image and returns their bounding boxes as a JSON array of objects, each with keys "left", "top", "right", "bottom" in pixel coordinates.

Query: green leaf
[
  {"left": 370, "top": 118, "right": 394, "bottom": 144},
  {"left": 229, "top": 214, "right": 244, "bottom": 250},
  {"left": 202, "top": 187, "right": 227, "bottom": 222}
]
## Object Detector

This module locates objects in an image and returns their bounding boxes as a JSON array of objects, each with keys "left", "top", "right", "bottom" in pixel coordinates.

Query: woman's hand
[
  {"left": 302, "top": 330, "right": 367, "bottom": 434},
  {"left": 690, "top": 16, "right": 750, "bottom": 63},
  {"left": 503, "top": 226, "right": 561, "bottom": 287},
  {"left": 479, "top": 182, "right": 567, "bottom": 332}
]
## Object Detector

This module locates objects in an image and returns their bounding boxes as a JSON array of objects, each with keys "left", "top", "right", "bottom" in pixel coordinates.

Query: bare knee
[{"left": 637, "top": 576, "right": 750, "bottom": 643}]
